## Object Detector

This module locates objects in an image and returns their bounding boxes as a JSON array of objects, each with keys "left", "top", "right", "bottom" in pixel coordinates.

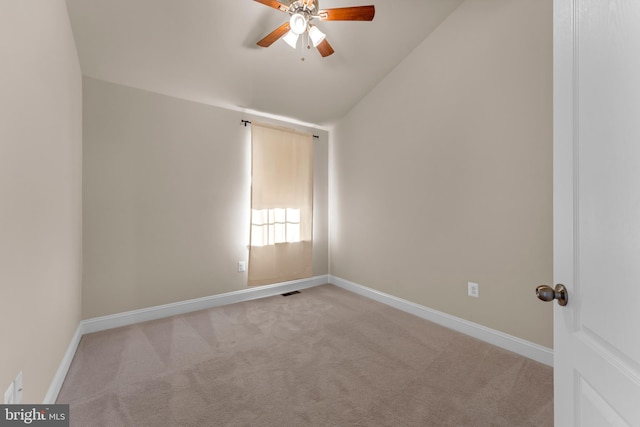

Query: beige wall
[
  {"left": 330, "top": 0, "right": 553, "bottom": 347},
  {"left": 0, "top": 1, "right": 83, "bottom": 403},
  {"left": 82, "top": 78, "right": 328, "bottom": 319}
]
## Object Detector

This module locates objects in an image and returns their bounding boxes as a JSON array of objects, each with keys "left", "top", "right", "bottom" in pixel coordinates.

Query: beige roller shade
[{"left": 248, "top": 123, "right": 313, "bottom": 286}]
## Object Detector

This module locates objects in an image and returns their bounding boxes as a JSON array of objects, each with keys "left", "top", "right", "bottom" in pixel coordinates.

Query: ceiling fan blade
[
  {"left": 254, "top": 0, "right": 289, "bottom": 12},
  {"left": 257, "top": 22, "right": 291, "bottom": 47},
  {"left": 316, "top": 39, "right": 335, "bottom": 57},
  {"left": 318, "top": 5, "right": 375, "bottom": 21}
]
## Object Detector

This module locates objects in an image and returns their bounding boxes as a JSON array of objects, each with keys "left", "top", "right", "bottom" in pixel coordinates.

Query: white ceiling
[{"left": 65, "top": 0, "right": 463, "bottom": 127}]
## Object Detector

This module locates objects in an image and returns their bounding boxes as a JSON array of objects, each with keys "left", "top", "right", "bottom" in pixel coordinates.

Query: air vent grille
[{"left": 281, "top": 291, "right": 301, "bottom": 297}]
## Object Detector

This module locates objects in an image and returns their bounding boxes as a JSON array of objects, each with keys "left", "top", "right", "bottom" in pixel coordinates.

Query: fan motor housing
[{"left": 289, "top": 0, "right": 319, "bottom": 15}]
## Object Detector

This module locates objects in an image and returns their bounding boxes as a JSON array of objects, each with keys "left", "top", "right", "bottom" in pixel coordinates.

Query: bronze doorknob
[{"left": 536, "top": 284, "right": 568, "bottom": 306}]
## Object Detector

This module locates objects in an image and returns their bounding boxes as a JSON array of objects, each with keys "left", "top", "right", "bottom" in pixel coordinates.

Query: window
[
  {"left": 248, "top": 123, "right": 313, "bottom": 286},
  {"left": 251, "top": 208, "right": 301, "bottom": 247}
]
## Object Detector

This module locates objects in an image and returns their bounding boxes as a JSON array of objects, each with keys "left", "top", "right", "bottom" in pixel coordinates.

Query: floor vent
[{"left": 281, "top": 291, "right": 301, "bottom": 297}]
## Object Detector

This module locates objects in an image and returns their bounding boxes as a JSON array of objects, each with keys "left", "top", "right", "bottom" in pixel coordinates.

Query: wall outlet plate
[
  {"left": 4, "top": 381, "right": 15, "bottom": 404},
  {"left": 14, "top": 371, "right": 22, "bottom": 404},
  {"left": 237, "top": 261, "right": 246, "bottom": 272},
  {"left": 468, "top": 282, "right": 479, "bottom": 298}
]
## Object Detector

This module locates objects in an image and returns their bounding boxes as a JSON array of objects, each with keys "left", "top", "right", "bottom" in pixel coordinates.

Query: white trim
[
  {"left": 81, "top": 275, "right": 329, "bottom": 335},
  {"left": 43, "top": 324, "right": 83, "bottom": 404},
  {"left": 47, "top": 275, "right": 327, "bottom": 403},
  {"left": 329, "top": 275, "right": 553, "bottom": 366},
  {"left": 48, "top": 273, "right": 551, "bottom": 405}
]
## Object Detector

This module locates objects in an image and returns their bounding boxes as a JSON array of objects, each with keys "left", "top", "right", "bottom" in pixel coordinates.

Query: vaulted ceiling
[{"left": 65, "top": 0, "right": 464, "bottom": 126}]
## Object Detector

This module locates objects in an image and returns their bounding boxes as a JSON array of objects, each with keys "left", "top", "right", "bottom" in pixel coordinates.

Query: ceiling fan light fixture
[
  {"left": 254, "top": 1, "right": 375, "bottom": 58},
  {"left": 289, "top": 13, "right": 308, "bottom": 35},
  {"left": 308, "top": 25, "right": 326, "bottom": 47},
  {"left": 282, "top": 30, "right": 299, "bottom": 48}
]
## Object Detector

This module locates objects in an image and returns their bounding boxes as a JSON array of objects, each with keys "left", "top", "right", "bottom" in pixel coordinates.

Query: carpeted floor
[{"left": 57, "top": 284, "right": 553, "bottom": 426}]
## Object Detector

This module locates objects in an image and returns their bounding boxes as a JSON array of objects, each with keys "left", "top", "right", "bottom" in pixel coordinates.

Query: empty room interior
[{"left": 1, "top": 0, "right": 554, "bottom": 425}]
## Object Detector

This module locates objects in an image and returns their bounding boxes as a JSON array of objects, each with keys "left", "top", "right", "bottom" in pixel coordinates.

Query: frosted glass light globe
[{"left": 289, "top": 13, "right": 307, "bottom": 35}]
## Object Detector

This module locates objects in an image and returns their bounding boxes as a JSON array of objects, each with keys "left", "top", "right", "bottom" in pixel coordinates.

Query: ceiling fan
[{"left": 254, "top": 0, "right": 375, "bottom": 58}]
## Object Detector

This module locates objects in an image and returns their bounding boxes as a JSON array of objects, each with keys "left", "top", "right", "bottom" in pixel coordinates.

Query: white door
[{"left": 553, "top": 0, "right": 640, "bottom": 425}]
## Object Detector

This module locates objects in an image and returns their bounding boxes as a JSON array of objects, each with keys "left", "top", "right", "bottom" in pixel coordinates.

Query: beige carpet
[{"left": 57, "top": 284, "right": 553, "bottom": 426}]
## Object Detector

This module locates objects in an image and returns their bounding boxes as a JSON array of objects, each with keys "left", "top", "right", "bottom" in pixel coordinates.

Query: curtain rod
[{"left": 241, "top": 120, "right": 319, "bottom": 139}]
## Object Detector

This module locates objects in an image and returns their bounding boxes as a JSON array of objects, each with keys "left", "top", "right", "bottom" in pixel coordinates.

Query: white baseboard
[
  {"left": 47, "top": 275, "right": 328, "bottom": 403},
  {"left": 329, "top": 275, "right": 553, "bottom": 366},
  {"left": 49, "top": 273, "right": 550, "bottom": 404},
  {"left": 43, "top": 324, "right": 83, "bottom": 404},
  {"left": 81, "top": 275, "right": 329, "bottom": 335}
]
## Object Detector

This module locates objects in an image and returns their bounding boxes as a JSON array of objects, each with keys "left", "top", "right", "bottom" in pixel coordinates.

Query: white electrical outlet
[
  {"left": 468, "top": 282, "right": 479, "bottom": 298},
  {"left": 14, "top": 371, "right": 22, "bottom": 404},
  {"left": 4, "top": 381, "right": 15, "bottom": 404},
  {"left": 237, "top": 261, "right": 246, "bottom": 272}
]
